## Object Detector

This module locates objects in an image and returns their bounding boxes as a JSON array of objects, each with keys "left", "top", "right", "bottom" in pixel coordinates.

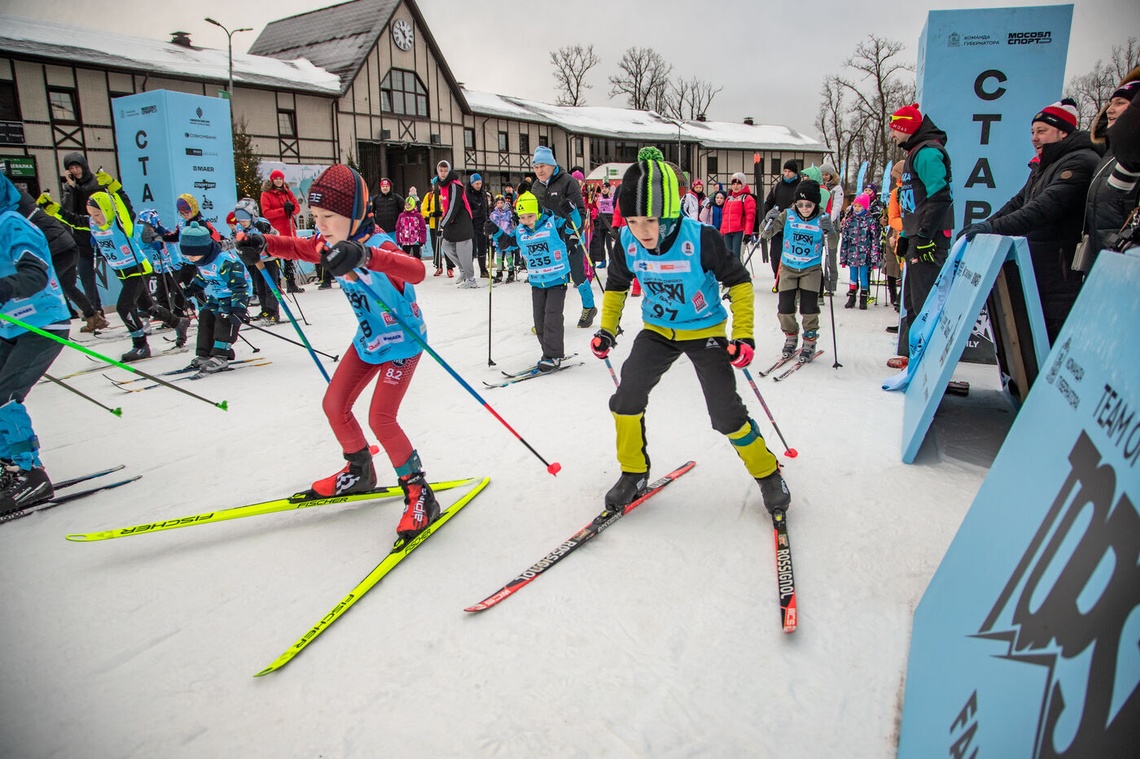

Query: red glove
[
  {"left": 591, "top": 330, "right": 616, "bottom": 359},
  {"left": 727, "top": 339, "right": 755, "bottom": 368}
]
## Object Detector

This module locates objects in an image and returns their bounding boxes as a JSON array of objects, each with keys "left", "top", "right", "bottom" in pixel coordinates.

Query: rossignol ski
[
  {"left": 65, "top": 477, "right": 477, "bottom": 542},
  {"left": 464, "top": 461, "right": 696, "bottom": 612},
  {"left": 772, "top": 509, "right": 798, "bottom": 633},
  {"left": 254, "top": 476, "right": 491, "bottom": 676}
]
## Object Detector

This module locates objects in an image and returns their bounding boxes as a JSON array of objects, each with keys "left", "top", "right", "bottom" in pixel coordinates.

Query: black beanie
[
  {"left": 795, "top": 179, "right": 821, "bottom": 207},
  {"left": 783, "top": 159, "right": 800, "bottom": 173}
]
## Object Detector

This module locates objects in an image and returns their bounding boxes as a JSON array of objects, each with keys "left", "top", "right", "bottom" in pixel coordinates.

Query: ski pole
[
  {"left": 487, "top": 259, "right": 495, "bottom": 367},
  {"left": 237, "top": 333, "right": 260, "bottom": 354},
  {"left": 241, "top": 320, "right": 338, "bottom": 362},
  {"left": 253, "top": 255, "right": 330, "bottom": 383},
  {"left": 827, "top": 258, "right": 842, "bottom": 369},
  {"left": 741, "top": 368, "right": 798, "bottom": 458},
  {"left": 0, "top": 313, "right": 228, "bottom": 410},
  {"left": 350, "top": 273, "right": 561, "bottom": 476},
  {"left": 604, "top": 356, "right": 619, "bottom": 388},
  {"left": 288, "top": 288, "right": 310, "bottom": 326},
  {"left": 42, "top": 373, "right": 123, "bottom": 417}
]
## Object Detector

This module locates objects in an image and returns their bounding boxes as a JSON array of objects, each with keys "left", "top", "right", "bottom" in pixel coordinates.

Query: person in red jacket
[
  {"left": 719, "top": 172, "right": 757, "bottom": 260},
  {"left": 260, "top": 169, "right": 305, "bottom": 293}
]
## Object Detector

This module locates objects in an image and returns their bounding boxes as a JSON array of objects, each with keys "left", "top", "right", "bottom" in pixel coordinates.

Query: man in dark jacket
[
  {"left": 762, "top": 160, "right": 802, "bottom": 283},
  {"left": 16, "top": 189, "right": 96, "bottom": 330},
  {"left": 435, "top": 161, "right": 477, "bottom": 286},
  {"left": 888, "top": 104, "right": 955, "bottom": 367},
  {"left": 371, "top": 178, "right": 404, "bottom": 234},
  {"left": 959, "top": 98, "right": 1099, "bottom": 342},
  {"left": 528, "top": 146, "right": 596, "bottom": 328},
  {"left": 57, "top": 152, "right": 109, "bottom": 327},
  {"left": 465, "top": 174, "right": 490, "bottom": 277}
]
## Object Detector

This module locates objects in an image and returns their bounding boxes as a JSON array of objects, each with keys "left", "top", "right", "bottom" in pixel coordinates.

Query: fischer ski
[
  {"left": 2, "top": 474, "right": 141, "bottom": 525},
  {"left": 772, "top": 510, "right": 798, "bottom": 633},
  {"left": 772, "top": 350, "right": 825, "bottom": 382},
  {"left": 254, "top": 476, "right": 491, "bottom": 676},
  {"left": 65, "top": 476, "right": 478, "bottom": 542},
  {"left": 465, "top": 460, "right": 696, "bottom": 613}
]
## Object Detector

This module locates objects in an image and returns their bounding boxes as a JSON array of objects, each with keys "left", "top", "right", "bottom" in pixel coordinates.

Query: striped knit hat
[
  {"left": 308, "top": 164, "right": 373, "bottom": 240},
  {"left": 617, "top": 147, "right": 681, "bottom": 219},
  {"left": 1033, "top": 98, "right": 1079, "bottom": 134}
]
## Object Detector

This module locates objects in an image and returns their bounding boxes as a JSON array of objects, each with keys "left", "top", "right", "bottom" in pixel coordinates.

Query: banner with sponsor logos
[
  {"left": 897, "top": 250, "right": 1140, "bottom": 758},
  {"left": 113, "top": 90, "right": 235, "bottom": 231},
  {"left": 916, "top": 5, "right": 1073, "bottom": 229}
]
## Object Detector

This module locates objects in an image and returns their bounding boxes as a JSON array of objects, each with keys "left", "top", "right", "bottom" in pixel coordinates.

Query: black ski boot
[
  {"left": 604, "top": 471, "right": 649, "bottom": 512},
  {"left": 0, "top": 465, "right": 53, "bottom": 516},
  {"left": 756, "top": 469, "right": 791, "bottom": 514},
  {"left": 858, "top": 291, "right": 868, "bottom": 310},
  {"left": 121, "top": 336, "right": 151, "bottom": 363},
  {"left": 577, "top": 306, "right": 598, "bottom": 329},
  {"left": 174, "top": 317, "right": 191, "bottom": 348},
  {"left": 310, "top": 447, "right": 377, "bottom": 497},
  {"left": 844, "top": 289, "right": 857, "bottom": 309},
  {"left": 396, "top": 471, "right": 440, "bottom": 540}
]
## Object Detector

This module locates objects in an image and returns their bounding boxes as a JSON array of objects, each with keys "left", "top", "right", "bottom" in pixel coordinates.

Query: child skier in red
[{"left": 236, "top": 164, "right": 438, "bottom": 540}]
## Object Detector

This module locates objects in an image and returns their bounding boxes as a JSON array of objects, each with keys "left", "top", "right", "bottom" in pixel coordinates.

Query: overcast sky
[{"left": 5, "top": 0, "right": 1137, "bottom": 135}]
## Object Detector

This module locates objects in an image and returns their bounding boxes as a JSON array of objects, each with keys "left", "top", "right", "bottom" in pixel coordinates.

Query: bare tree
[
  {"left": 609, "top": 47, "right": 673, "bottom": 111},
  {"left": 681, "top": 77, "right": 723, "bottom": 120},
  {"left": 550, "top": 44, "right": 600, "bottom": 107},
  {"left": 835, "top": 35, "right": 914, "bottom": 179},
  {"left": 815, "top": 76, "right": 859, "bottom": 182},
  {"left": 1065, "top": 37, "right": 1139, "bottom": 126}
]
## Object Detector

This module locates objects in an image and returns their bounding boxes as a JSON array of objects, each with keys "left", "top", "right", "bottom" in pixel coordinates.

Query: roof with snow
[
  {"left": 0, "top": 15, "right": 342, "bottom": 96},
  {"left": 461, "top": 89, "right": 828, "bottom": 153},
  {"left": 249, "top": 0, "right": 468, "bottom": 109}
]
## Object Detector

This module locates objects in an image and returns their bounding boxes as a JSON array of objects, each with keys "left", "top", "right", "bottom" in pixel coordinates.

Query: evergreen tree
[{"left": 232, "top": 117, "right": 261, "bottom": 200}]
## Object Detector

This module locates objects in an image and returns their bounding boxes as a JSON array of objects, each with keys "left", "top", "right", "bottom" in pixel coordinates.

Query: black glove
[
  {"left": 322, "top": 239, "right": 369, "bottom": 277},
  {"left": 591, "top": 329, "right": 617, "bottom": 359},
  {"left": 914, "top": 236, "right": 937, "bottom": 264},
  {"left": 283, "top": 201, "right": 296, "bottom": 216},
  {"left": 227, "top": 309, "right": 250, "bottom": 326},
  {"left": 483, "top": 219, "right": 499, "bottom": 236},
  {"left": 895, "top": 236, "right": 909, "bottom": 260},
  {"left": 955, "top": 222, "right": 992, "bottom": 242},
  {"left": 235, "top": 232, "right": 266, "bottom": 267}
]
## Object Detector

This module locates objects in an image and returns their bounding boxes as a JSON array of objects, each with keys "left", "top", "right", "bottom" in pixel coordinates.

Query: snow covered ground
[{"left": 0, "top": 262, "right": 1013, "bottom": 758}]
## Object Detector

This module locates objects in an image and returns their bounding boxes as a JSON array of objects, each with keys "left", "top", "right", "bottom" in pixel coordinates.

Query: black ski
[
  {"left": 484, "top": 358, "right": 583, "bottom": 388},
  {"left": 465, "top": 461, "right": 696, "bottom": 612},
  {"left": 771, "top": 509, "right": 798, "bottom": 633},
  {"left": 1, "top": 475, "right": 141, "bottom": 525}
]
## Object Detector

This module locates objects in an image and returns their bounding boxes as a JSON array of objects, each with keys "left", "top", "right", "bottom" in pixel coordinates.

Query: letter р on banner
[
  {"left": 915, "top": 6, "right": 1073, "bottom": 230},
  {"left": 897, "top": 252, "right": 1140, "bottom": 759}
]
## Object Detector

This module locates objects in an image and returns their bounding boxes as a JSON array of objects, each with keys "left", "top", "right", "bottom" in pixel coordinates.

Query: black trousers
[
  {"left": 611, "top": 330, "right": 749, "bottom": 436},
  {"left": 117, "top": 272, "right": 179, "bottom": 334},
  {"left": 898, "top": 236, "right": 950, "bottom": 356},
  {"left": 531, "top": 285, "right": 566, "bottom": 359},
  {"left": 76, "top": 244, "right": 102, "bottom": 312},
  {"left": 196, "top": 309, "right": 239, "bottom": 358},
  {"left": 52, "top": 247, "right": 94, "bottom": 318},
  {"left": 769, "top": 233, "right": 783, "bottom": 278},
  {"left": 251, "top": 260, "right": 281, "bottom": 316},
  {"left": 0, "top": 329, "right": 66, "bottom": 405}
]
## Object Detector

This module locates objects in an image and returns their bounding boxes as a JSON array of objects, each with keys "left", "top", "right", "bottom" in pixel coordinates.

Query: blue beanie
[
  {"left": 532, "top": 146, "right": 556, "bottom": 167},
  {"left": 470, "top": 173, "right": 482, "bottom": 183},
  {"left": 179, "top": 221, "right": 215, "bottom": 256}
]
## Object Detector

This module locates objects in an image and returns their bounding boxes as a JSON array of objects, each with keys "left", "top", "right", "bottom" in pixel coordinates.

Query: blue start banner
[
  {"left": 897, "top": 251, "right": 1140, "bottom": 758},
  {"left": 112, "top": 90, "right": 236, "bottom": 231},
  {"left": 916, "top": 5, "right": 1073, "bottom": 228}
]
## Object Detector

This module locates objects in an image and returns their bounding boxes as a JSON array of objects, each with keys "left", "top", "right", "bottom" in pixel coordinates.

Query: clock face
[{"left": 393, "top": 19, "right": 414, "bottom": 51}]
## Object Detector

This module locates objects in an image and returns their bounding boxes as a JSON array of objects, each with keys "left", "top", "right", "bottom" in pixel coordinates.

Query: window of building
[
  {"left": 48, "top": 88, "right": 78, "bottom": 123},
  {"left": 379, "top": 68, "right": 428, "bottom": 118},
  {"left": 538, "top": 134, "right": 549, "bottom": 148},
  {"left": 706, "top": 155, "right": 719, "bottom": 176},
  {"left": 770, "top": 157, "right": 781, "bottom": 175},
  {"left": 464, "top": 127, "right": 475, "bottom": 150},
  {"left": 0, "top": 81, "right": 20, "bottom": 121},
  {"left": 574, "top": 137, "right": 583, "bottom": 157},
  {"left": 518, "top": 133, "right": 530, "bottom": 156},
  {"left": 498, "top": 131, "right": 509, "bottom": 153},
  {"left": 277, "top": 110, "right": 297, "bottom": 137}
]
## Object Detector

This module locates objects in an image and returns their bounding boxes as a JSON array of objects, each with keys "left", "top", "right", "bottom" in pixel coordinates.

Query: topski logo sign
[{"left": 973, "top": 430, "right": 1138, "bottom": 758}]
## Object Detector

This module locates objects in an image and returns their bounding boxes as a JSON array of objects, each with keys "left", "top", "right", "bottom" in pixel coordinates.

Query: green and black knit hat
[{"left": 617, "top": 147, "right": 681, "bottom": 219}]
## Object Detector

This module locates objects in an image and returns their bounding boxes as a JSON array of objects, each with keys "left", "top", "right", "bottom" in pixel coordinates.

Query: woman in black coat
[{"left": 371, "top": 178, "right": 404, "bottom": 234}]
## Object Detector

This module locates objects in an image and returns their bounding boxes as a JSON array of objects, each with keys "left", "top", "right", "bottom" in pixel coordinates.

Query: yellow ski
[{"left": 255, "top": 476, "right": 490, "bottom": 677}]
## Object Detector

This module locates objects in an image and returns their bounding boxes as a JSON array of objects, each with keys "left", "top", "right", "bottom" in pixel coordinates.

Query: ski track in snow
[{"left": 0, "top": 267, "right": 1011, "bottom": 757}]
